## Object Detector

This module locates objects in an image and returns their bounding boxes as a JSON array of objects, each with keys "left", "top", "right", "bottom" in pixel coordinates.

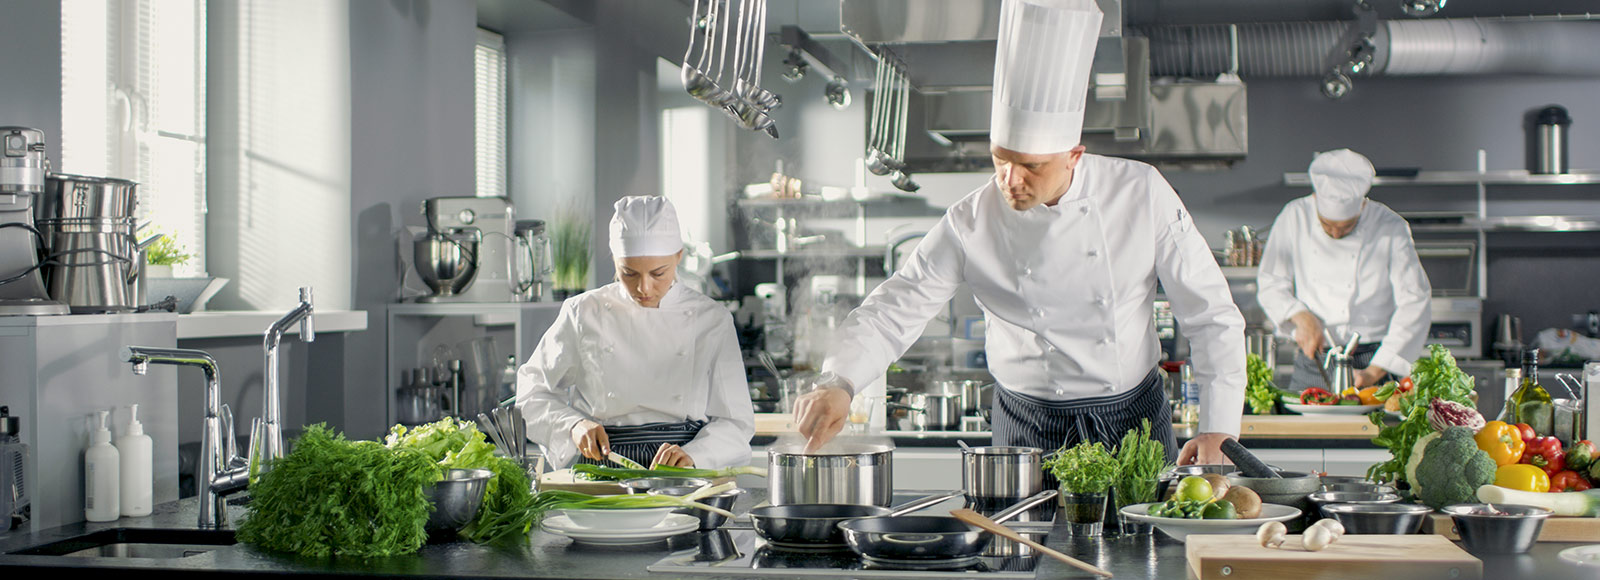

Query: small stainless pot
[
  {"left": 768, "top": 441, "right": 894, "bottom": 507},
  {"left": 960, "top": 446, "right": 1044, "bottom": 505},
  {"left": 906, "top": 392, "right": 963, "bottom": 431}
]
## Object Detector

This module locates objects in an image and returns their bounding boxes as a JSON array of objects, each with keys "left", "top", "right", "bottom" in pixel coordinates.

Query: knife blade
[{"left": 607, "top": 450, "right": 646, "bottom": 470}]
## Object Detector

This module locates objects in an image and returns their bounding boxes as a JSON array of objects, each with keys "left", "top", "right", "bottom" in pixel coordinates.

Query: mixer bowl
[{"left": 415, "top": 233, "right": 478, "bottom": 300}]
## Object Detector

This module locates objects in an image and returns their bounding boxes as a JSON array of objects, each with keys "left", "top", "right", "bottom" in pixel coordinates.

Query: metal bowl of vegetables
[
  {"left": 425, "top": 468, "right": 493, "bottom": 530},
  {"left": 1442, "top": 503, "right": 1552, "bottom": 554}
]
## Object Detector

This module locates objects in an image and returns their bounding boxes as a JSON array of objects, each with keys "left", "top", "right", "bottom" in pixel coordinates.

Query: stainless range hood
[{"left": 842, "top": 0, "right": 1248, "bottom": 170}]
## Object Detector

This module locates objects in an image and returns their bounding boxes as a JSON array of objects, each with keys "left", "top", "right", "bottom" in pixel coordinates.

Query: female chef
[{"left": 517, "top": 196, "right": 754, "bottom": 469}]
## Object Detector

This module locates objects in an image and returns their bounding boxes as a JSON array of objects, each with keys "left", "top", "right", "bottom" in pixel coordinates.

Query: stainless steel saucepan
[
  {"left": 836, "top": 490, "right": 1058, "bottom": 564},
  {"left": 748, "top": 490, "right": 962, "bottom": 550},
  {"left": 768, "top": 439, "right": 894, "bottom": 507}
]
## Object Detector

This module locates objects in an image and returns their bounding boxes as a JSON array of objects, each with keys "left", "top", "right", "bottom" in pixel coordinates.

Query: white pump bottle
[
  {"left": 85, "top": 410, "right": 121, "bottom": 522},
  {"left": 117, "top": 404, "right": 153, "bottom": 517}
]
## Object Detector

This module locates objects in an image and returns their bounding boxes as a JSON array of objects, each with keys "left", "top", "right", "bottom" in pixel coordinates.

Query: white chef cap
[
  {"left": 608, "top": 196, "right": 683, "bottom": 258},
  {"left": 990, "top": 0, "right": 1103, "bottom": 155},
  {"left": 1310, "top": 149, "right": 1375, "bottom": 221}
]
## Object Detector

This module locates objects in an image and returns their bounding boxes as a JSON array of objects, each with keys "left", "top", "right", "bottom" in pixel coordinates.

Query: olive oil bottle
[{"left": 1506, "top": 348, "right": 1555, "bottom": 436}]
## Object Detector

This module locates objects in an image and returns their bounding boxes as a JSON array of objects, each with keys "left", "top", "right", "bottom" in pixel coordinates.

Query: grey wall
[{"left": 0, "top": 0, "right": 62, "bottom": 161}]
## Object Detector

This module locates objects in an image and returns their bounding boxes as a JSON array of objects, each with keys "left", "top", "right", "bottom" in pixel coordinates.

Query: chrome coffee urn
[
  {"left": 0, "top": 127, "right": 68, "bottom": 316},
  {"left": 414, "top": 197, "right": 516, "bottom": 303}
]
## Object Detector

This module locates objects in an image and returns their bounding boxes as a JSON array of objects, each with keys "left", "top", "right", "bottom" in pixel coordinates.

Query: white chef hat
[
  {"left": 1309, "top": 149, "right": 1376, "bottom": 221},
  {"left": 990, "top": 0, "right": 1103, "bottom": 155},
  {"left": 609, "top": 196, "right": 683, "bottom": 258}
]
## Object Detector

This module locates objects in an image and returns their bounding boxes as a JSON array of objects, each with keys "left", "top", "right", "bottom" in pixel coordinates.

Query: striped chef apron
[
  {"left": 1289, "top": 343, "right": 1385, "bottom": 393},
  {"left": 573, "top": 419, "right": 706, "bottom": 468},
  {"left": 990, "top": 367, "right": 1176, "bottom": 489}
]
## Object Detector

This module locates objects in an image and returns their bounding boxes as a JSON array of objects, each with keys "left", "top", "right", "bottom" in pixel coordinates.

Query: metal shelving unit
[{"left": 734, "top": 196, "right": 874, "bottom": 300}]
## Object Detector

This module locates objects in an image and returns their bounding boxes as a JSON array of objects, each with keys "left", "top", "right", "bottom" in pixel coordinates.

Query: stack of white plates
[{"left": 542, "top": 513, "right": 699, "bottom": 545}]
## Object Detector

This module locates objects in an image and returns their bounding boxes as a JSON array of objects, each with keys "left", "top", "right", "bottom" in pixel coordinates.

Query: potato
[
  {"left": 1222, "top": 486, "right": 1262, "bottom": 519},
  {"left": 1201, "top": 473, "right": 1230, "bottom": 500}
]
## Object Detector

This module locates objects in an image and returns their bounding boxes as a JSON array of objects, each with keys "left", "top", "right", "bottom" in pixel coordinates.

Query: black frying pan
[
  {"left": 749, "top": 491, "right": 963, "bottom": 549},
  {"left": 836, "top": 490, "right": 1058, "bottom": 563}
]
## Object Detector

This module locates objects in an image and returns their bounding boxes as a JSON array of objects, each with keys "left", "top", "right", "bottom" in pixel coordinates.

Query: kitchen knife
[
  {"left": 608, "top": 450, "right": 646, "bottom": 470},
  {"left": 1220, "top": 439, "right": 1281, "bottom": 479}
]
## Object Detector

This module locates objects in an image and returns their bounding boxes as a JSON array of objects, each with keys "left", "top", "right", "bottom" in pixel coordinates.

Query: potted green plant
[
  {"left": 1045, "top": 440, "right": 1119, "bottom": 537},
  {"left": 142, "top": 229, "right": 193, "bottom": 278},
  {"left": 550, "top": 205, "right": 591, "bottom": 300},
  {"left": 1113, "top": 419, "right": 1172, "bottom": 535}
]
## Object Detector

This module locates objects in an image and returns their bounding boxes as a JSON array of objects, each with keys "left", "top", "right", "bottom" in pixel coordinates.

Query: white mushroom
[
  {"left": 1302, "top": 524, "right": 1336, "bottom": 552},
  {"left": 1312, "top": 518, "right": 1346, "bottom": 539},
  {"left": 1255, "top": 521, "right": 1287, "bottom": 548}
]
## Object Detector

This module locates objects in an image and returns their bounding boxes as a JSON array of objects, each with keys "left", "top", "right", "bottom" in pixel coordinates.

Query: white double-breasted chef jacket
[
  {"left": 517, "top": 282, "right": 755, "bottom": 469},
  {"left": 823, "top": 154, "right": 1249, "bottom": 436},
  {"left": 1256, "top": 196, "right": 1432, "bottom": 376}
]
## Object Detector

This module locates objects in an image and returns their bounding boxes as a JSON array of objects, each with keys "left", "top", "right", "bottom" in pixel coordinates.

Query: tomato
[
  {"left": 1398, "top": 377, "right": 1414, "bottom": 393},
  {"left": 1551, "top": 470, "right": 1592, "bottom": 492}
]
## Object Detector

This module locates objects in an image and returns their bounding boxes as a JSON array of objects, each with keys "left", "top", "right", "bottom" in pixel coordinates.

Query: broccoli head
[{"left": 1414, "top": 426, "right": 1496, "bottom": 509}]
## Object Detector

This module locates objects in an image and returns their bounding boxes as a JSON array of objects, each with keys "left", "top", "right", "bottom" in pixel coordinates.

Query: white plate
[
  {"left": 1119, "top": 503, "right": 1300, "bottom": 542},
  {"left": 561, "top": 507, "right": 679, "bottom": 529},
  {"left": 543, "top": 513, "right": 698, "bottom": 545},
  {"left": 1283, "top": 403, "right": 1383, "bottom": 415},
  {"left": 1560, "top": 545, "right": 1600, "bottom": 568}
]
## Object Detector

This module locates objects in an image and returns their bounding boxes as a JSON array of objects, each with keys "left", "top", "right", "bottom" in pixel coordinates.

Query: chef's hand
[
  {"left": 571, "top": 419, "right": 610, "bottom": 461},
  {"left": 651, "top": 443, "right": 694, "bottom": 468},
  {"left": 1354, "top": 365, "right": 1388, "bottom": 389},
  {"left": 1178, "top": 432, "right": 1234, "bottom": 465},
  {"left": 1291, "top": 312, "right": 1325, "bottom": 358},
  {"left": 795, "top": 374, "right": 854, "bottom": 453}
]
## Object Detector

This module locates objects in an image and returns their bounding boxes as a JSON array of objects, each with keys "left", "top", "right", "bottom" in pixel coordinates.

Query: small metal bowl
[
  {"left": 1320, "top": 503, "right": 1433, "bottom": 534},
  {"left": 425, "top": 468, "right": 492, "bottom": 530},
  {"left": 620, "top": 477, "right": 714, "bottom": 494},
  {"left": 1442, "top": 503, "right": 1553, "bottom": 554},
  {"left": 649, "top": 485, "right": 746, "bottom": 531},
  {"left": 1319, "top": 482, "right": 1398, "bottom": 494},
  {"left": 1308, "top": 491, "right": 1402, "bottom": 514}
]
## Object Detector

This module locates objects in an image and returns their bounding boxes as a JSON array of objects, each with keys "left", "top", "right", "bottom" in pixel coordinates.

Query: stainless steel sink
[{"left": 10, "top": 528, "right": 237, "bottom": 559}]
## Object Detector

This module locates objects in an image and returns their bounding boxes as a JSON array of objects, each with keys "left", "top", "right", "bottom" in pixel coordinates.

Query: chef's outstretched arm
[
  {"left": 680, "top": 315, "right": 757, "bottom": 469},
  {"left": 1361, "top": 226, "right": 1433, "bottom": 386},
  {"left": 516, "top": 301, "right": 593, "bottom": 468},
  {"left": 1256, "top": 206, "right": 1325, "bottom": 358},
  {"left": 797, "top": 216, "right": 967, "bottom": 451},
  {"left": 1149, "top": 176, "right": 1248, "bottom": 464}
]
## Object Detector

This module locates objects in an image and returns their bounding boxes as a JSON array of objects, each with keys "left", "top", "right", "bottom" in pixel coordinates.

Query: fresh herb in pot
[
  {"left": 237, "top": 424, "right": 440, "bottom": 557},
  {"left": 1045, "top": 441, "right": 1119, "bottom": 494},
  {"left": 1114, "top": 419, "right": 1172, "bottom": 508},
  {"left": 1366, "top": 344, "right": 1477, "bottom": 485}
]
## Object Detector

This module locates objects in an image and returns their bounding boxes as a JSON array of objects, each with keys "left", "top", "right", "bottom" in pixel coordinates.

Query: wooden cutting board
[
  {"left": 1235, "top": 415, "right": 1379, "bottom": 438},
  {"left": 1425, "top": 512, "right": 1600, "bottom": 542},
  {"left": 1186, "top": 534, "right": 1481, "bottom": 580}
]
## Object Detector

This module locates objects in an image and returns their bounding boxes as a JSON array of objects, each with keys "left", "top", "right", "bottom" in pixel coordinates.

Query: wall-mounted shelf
[
  {"left": 1284, "top": 169, "right": 1600, "bottom": 187},
  {"left": 739, "top": 246, "right": 886, "bottom": 259},
  {"left": 1406, "top": 215, "right": 1600, "bottom": 233}
]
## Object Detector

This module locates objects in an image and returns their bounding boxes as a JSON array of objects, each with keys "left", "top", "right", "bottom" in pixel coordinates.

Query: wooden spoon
[{"left": 951, "top": 508, "right": 1113, "bottom": 578}]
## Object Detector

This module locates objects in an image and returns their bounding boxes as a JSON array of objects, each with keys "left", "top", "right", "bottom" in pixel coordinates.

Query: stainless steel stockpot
[
  {"left": 906, "top": 392, "right": 963, "bottom": 431},
  {"left": 960, "top": 446, "right": 1044, "bottom": 502},
  {"left": 768, "top": 441, "right": 894, "bottom": 507}
]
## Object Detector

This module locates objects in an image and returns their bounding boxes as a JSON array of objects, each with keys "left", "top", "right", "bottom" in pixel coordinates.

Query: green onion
[{"left": 571, "top": 463, "right": 768, "bottom": 482}]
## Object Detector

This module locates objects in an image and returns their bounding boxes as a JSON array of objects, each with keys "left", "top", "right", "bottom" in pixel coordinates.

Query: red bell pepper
[
  {"left": 1514, "top": 422, "right": 1537, "bottom": 442},
  {"left": 1551, "top": 470, "right": 1592, "bottom": 492},
  {"left": 1522, "top": 436, "right": 1566, "bottom": 474},
  {"left": 1300, "top": 388, "right": 1336, "bottom": 405}
]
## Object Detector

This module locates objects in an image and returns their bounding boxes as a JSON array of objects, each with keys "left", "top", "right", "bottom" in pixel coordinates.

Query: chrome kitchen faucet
[{"left": 121, "top": 286, "right": 313, "bottom": 528}]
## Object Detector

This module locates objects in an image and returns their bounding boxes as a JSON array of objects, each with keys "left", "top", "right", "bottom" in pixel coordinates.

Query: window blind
[{"left": 475, "top": 28, "right": 508, "bottom": 199}]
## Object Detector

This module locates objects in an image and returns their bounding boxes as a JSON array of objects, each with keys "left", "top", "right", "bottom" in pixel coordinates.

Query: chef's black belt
[
  {"left": 573, "top": 419, "right": 706, "bottom": 468},
  {"left": 1289, "top": 342, "right": 1385, "bottom": 392},
  {"left": 990, "top": 367, "right": 1176, "bottom": 489}
]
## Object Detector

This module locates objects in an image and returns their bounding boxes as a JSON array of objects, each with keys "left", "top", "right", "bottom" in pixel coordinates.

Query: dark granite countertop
[
  {"left": 752, "top": 434, "right": 1381, "bottom": 449},
  {"left": 0, "top": 491, "right": 1583, "bottom": 579}
]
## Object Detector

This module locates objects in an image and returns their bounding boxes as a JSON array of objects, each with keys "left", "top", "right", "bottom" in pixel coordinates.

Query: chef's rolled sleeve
[{"left": 1149, "top": 178, "right": 1247, "bottom": 437}]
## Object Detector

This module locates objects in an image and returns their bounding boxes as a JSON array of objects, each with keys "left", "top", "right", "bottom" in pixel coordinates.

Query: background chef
[
  {"left": 795, "top": 0, "right": 1247, "bottom": 465},
  {"left": 517, "top": 196, "right": 754, "bottom": 469},
  {"left": 1257, "top": 149, "right": 1432, "bottom": 391}
]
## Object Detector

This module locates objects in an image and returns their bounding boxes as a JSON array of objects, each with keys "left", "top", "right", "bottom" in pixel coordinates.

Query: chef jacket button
[
  {"left": 1047, "top": 345, "right": 1057, "bottom": 353},
  {"left": 1022, "top": 267, "right": 1033, "bottom": 277},
  {"left": 607, "top": 392, "right": 616, "bottom": 398},
  {"left": 677, "top": 350, "right": 687, "bottom": 357},
  {"left": 1104, "top": 384, "right": 1115, "bottom": 392},
  {"left": 1055, "top": 389, "right": 1065, "bottom": 396},
  {"left": 604, "top": 345, "right": 614, "bottom": 353},
  {"left": 1032, "top": 308, "right": 1043, "bottom": 317},
  {"left": 1098, "top": 337, "right": 1110, "bottom": 345},
  {"left": 674, "top": 394, "right": 683, "bottom": 401},
  {"left": 603, "top": 303, "right": 611, "bottom": 310},
  {"left": 1087, "top": 249, "right": 1098, "bottom": 257},
  {"left": 1080, "top": 206, "right": 1089, "bottom": 214}
]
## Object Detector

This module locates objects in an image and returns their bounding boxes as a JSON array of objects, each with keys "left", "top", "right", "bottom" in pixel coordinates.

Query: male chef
[
  {"left": 794, "top": 0, "right": 1246, "bottom": 465},
  {"left": 1257, "top": 149, "right": 1432, "bottom": 391}
]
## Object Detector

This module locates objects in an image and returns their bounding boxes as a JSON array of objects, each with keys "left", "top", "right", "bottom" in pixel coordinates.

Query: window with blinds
[
  {"left": 475, "top": 29, "right": 508, "bottom": 199},
  {"left": 60, "top": 0, "right": 208, "bottom": 277}
]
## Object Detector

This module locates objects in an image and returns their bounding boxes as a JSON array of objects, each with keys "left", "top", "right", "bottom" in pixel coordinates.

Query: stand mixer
[
  {"left": 0, "top": 127, "right": 68, "bottom": 316},
  {"left": 414, "top": 197, "right": 516, "bottom": 303}
]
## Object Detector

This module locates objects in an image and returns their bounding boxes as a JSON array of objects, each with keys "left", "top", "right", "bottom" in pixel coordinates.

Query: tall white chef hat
[
  {"left": 990, "top": 0, "right": 1103, "bottom": 155},
  {"left": 609, "top": 195, "right": 683, "bottom": 258},
  {"left": 1309, "top": 149, "right": 1376, "bottom": 221}
]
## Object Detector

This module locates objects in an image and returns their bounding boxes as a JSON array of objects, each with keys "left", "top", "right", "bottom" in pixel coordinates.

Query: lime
[
  {"left": 1175, "top": 475, "right": 1213, "bottom": 503},
  {"left": 1200, "top": 500, "right": 1237, "bottom": 520}
]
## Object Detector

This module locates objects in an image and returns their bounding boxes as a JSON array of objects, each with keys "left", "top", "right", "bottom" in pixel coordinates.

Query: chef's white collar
[
  {"left": 1035, "top": 156, "right": 1089, "bottom": 216},
  {"left": 615, "top": 279, "right": 687, "bottom": 310}
]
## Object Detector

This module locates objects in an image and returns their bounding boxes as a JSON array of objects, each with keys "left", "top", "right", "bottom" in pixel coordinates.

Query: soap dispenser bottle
[
  {"left": 117, "top": 404, "right": 152, "bottom": 517},
  {"left": 85, "top": 410, "right": 120, "bottom": 522}
]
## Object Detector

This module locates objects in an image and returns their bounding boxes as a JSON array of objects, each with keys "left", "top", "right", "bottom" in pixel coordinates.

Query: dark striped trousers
[
  {"left": 991, "top": 367, "right": 1177, "bottom": 489},
  {"left": 573, "top": 419, "right": 706, "bottom": 468}
]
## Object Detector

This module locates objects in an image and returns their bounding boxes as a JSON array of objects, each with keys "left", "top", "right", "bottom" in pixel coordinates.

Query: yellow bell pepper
[
  {"left": 1494, "top": 464, "right": 1550, "bottom": 493},
  {"left": 1476, "top": 421, "right": 1527, "bottom": 467}
]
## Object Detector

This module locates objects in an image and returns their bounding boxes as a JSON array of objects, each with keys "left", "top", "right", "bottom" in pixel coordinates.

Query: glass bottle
[
  {"left": 1496, "top": 368, "right": 1521, "bottom": 423},
  {"left": 1508, "top": 348, "right": 1554, "bottom": 436},
  {"left": 500, "top": 355, "right": 519, "bottom": 405},
  {"left": 1180, "top": 362, "right": 1200, "bottom": 427}
]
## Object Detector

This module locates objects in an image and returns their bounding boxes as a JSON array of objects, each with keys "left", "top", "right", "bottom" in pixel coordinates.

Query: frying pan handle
[
  {"left": 887, "top": 490, "right": 964, "bottom": 516},
  {"left": 989, "top": 490, "right": 1059, "bottom": 524}
]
